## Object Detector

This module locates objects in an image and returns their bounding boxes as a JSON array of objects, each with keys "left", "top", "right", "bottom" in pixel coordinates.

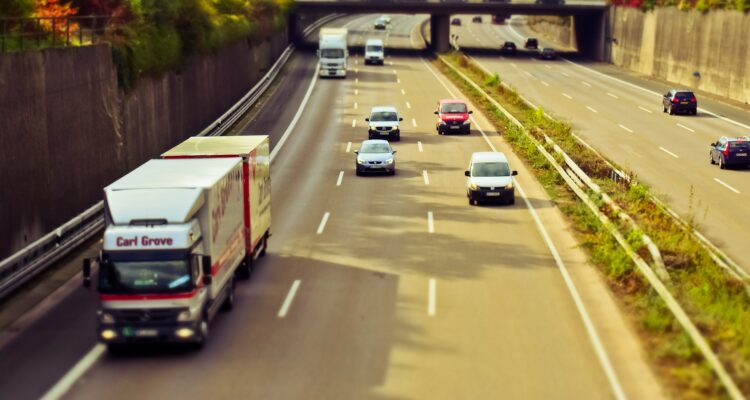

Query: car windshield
[
  {"left": 366, "top": 45, "right": 384, "bottom": 52},
  {"left": 361, "top": 143, "right": 392, "bottom": 153},
  {"left": 370, "top": 111, "right": 398, "bottom": 122},
  {"left": 98, "top": 254, "right": 192, "bottom": 294},
  {"left": 321, "top": 49, "right": 344, "bottom": 58},
  {"left": 472, "top": 162, "right": 511, "bottom": 177},
  {"left": 440, "top": 103, "right": 467, "bottom": 113}
]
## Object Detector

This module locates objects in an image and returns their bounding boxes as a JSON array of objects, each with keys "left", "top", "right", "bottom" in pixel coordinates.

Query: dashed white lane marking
[
  {"left": 389, "top": 61, "right": 394, "bottom": 66},
  {"left": 586, "top": 106, "right": 598, "bottom": 113},
  {"left": 659, "top": 146, "right": 680, "bottom": 158},
  {"left": 418, "top": 141, "right": 423, "bottom": 152},
  {"left": 524, "top": 71, "right": 533, "bottom": 77},
  {"left": 392, "top": 69, "right": 397, "bottom": 74},
  {"left": 714, "top": 178, "right": 741, "bottom": 194},
  {"left": 355, "top": 68, "right": 359, "bottom": 74},
  {"left": 412, "top": 118, "right": 417, "bottom": 127},
  {"left": 401, "top": 89, "right": 406, "bottom": 95},
  {"left": 355, "top": 78, "right": 359, "bottom": 83},
  {"left": 354, "top": 102, "right": 358, "bottom": 110},
  {"left": 562, "top": 93, "right": 573, "bottom": 99},
  {"left": 582, "top": 81, "right": 592, "bottom": 87},
  {"left": 406, "top": 101, "right": 412, "bottom": 109},
  {"left": 545, "top": 65, "right": 551, "bottom": 69},
  {"left": 607, "top": 92, "right": 618, "bottom": 99},
  {"left": 510, "top": 62, "right": 517, "bottom": 68},
  {"left": 561, "top": 72, "right": 570, "bottom": 77},
  {"left": 676, "top": 123, "right": 695, "bottom": 133},
  {"left": 346, "top": 141, "right": 352, "bottom": 153},
  {"left": 352, "top": 119, "right": 356, "bottom": 128},
  {"left": 638, "top": 106, "right": 653, "bottom": 113},
  {"left": 354, "top": 89, "right": 359, "bottom": 96},
  {"left": 397, "top": 78, "right": 401, "bottom": 84},
  {"left": 541, "top": 81, "right": 550, "bottom": 87},
  {"left": 423, "top": 170, "right": 430, "bottom": 185},
  {"left": 355, "top": 59, "right": 358, "bottom": 65},
  {"left": 40, "top": 344, "right": 106, "bottom": 400},
  {"left": 427, "top": 211, "right": 434, "bottom": 233},
  {"left": 428, "top": 278, "right": 436, "bottom": 317},
  {"left": 278, "top": 280, "right": 301, "bottom": 318},
  {"left": 317, "top": 212, "right": 331, "bottom": 234},
  {"left": 336, "top": 171, "right": 344, "bottom": 187},
  {"left": 618, "top": 124, "right": 633, "bottom": 133}
]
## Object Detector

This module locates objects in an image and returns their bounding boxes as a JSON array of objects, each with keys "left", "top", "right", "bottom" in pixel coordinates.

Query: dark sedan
[
  {"left": 500, "top": 41, "right": 517, "bottom": 55},
  {"left": 710, "top": 136, "right": 750, "bottom": 169},
  {"left": 663, "top": 89, "right": 697, "bottom": 115}
]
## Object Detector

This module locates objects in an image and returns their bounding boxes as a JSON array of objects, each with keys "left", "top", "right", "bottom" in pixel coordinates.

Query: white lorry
[
  {"left": 318, "top": 27, "right": 348, "bottom": 78},
  {"left": 83, "top": 138, "right": 270, "bottom": 349}
]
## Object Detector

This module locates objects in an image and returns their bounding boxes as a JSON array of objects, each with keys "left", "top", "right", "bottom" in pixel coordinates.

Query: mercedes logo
[{"left": 140, "top": 311, "right": 151, "bottom": 322}]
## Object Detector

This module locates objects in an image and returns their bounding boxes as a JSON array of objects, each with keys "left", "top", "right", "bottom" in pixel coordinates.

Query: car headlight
[
  {"left": 177, "top": 308, "right": 199, "bottom": 322},
  {"left": 462, "top": 120, "right": 471, "bottom": 125},
  {"left": 439, "top": 121, "right": 447, "bottom": 126},
  {"left": 384, "top": 158, "right": 394, "bottom": 165},
  {"left": 505, "top": 182, "right": 514, "bottom": 189},
  {"left": 369, "top": 125, "right": 376, "bottom": 130},
  {"left": 393, "top": 125, "right": 399, "bottom": 130},
  {"left": 357, "top": 158, "right": 366, "bottom": 164},
  {"left": 469, "top": 183, "right": 478, "bottom": 190},
  {"left": 98, "top": 311, "right": 115, "bottom": 324}
]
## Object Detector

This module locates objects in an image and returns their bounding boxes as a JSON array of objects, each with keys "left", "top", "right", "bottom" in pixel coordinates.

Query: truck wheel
[
  {"left": 259, "top": 233, "right": 268, "bottom": 257},
  {"left": 222, "top": 278, "right": 235, "bottom": 312},
  {"left": 237, "top": 255, "right": 252, "bottom": 280},
  {"left": 508, "top": 197, "right": 516, "bottom": 205},
  {"left": 195, "top": 315, "right": 209, "bottom": 348},
  {"left": 106, "top": 343, "right": 127, "bottom": 355}
]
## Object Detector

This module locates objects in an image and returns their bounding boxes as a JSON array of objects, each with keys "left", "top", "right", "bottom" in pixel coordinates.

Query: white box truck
[
  {"left": 83, "top": 158, "right": 248, "bottom": 349},
  {"left": 162, "top": 135, "right": 271, "bottom": 278},
  {"left": 318, "top": 27, "right": 348, "bottom": 78}
]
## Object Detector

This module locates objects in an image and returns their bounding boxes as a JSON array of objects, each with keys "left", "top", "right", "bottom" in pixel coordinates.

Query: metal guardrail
[{"left": 0, "top": 14, "right": 342, "bottom": 300}]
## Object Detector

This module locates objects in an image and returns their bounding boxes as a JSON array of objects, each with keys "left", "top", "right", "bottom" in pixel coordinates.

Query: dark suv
[
  {"left": 710, "top": 136, "right": 750, "bottom": 169},
  {"left": 524, "top": 38, "right": 538, "bottom": 50},
  {"left": 663, "top": 89, "right": 697, "bottom": 115}
]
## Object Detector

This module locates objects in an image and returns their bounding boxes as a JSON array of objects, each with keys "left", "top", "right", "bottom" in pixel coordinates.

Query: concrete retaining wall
[
  {"left": 610, "top": 7, "right": 750, "bottom": 104},
  {"left": 526, "top": 16, "right": 577, "bottom": 50},
  {"left": 0, "top": 30, "right": 288, "bottom": 259}
]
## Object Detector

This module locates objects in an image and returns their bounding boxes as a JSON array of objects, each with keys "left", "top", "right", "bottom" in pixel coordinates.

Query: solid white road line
[
  {"left": 428, "top": 278, "right": 436, "bottom": 317},
  {"left": 676, "top": 123, "right": 695, "bottom": 133},
  {"left": 714, "top": 178, "right": 741, "bottom": 194},
  {"left": 423, "top": 170, "right": 430, "bottom": 185},
  {"left": 582, "top": 81, "right": 592, "bottom": 87},
  {"left": 659, "top": 146, "right": 680, "bottom": 158},
  {"left": 427, "top": 211, "right": 434, "bottom": 233},
  {"left": 40, "top": 344, "right": 106, "bottom": 400},
  {"left": 406, "top": 101, "right": 412, "bottom": 109},
  {"left": 278, "top": 280, "right": 301, "bottom": 318},
  {"left": 586, "top": 106, "right": 599, "bottom": 114},
  {"left": 638, "top": 106, "right": 653, "bottom": 113},
  {"left": 418, "top": 141, "right": 423, "bottom": 152},
  {"left": 270, "top": 64, "right": 321, "bottom": 162},
  {"left": 607, "top": 92, "right": 618, "bottom": 99},
  {"left": 352, "top": 119, "right": 356, "bottom": 128},
  {"left": 401, "top": 89, "right": 406, "bottom": 95},
  {"left": 618, "top": 124, "right": 633, "bottom": 133},
  {"left": 562, "top": 93, "right": 573, "bottom": 100},
  {"left": 336, "top": 171, "right": 344, "bottom": 187},
  {"left": 317, "top": 212, "right": 330, "bottom": 234},
  {"left": 346, "top": 141, "right": 352, "bottom": 153},
  {"left": 541, "top": 81, "right": 550, "bottom": 87},
  {"left": 412, "top": 118, "right": 417, "bottom": 127}
]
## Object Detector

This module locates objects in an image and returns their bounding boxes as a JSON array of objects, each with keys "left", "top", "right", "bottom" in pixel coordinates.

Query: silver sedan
[{"left": 355, "top": 140, "right": 397, "bottom": 176}]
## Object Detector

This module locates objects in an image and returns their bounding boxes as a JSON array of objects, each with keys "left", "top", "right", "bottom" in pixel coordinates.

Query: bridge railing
[{"left": 0, "top": 15, "right": 125, "bottom": 53}]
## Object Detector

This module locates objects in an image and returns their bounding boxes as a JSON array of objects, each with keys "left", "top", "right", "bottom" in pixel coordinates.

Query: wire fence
[{"left": 0, "top": 15, "right": 125, "bottom": 52}]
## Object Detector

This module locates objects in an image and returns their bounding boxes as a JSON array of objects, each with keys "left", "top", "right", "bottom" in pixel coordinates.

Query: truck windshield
[
  {"left": 472, "top": 162, "right": 511, "bottom": 177},
  {"left": 99, "top": 253, "right": 193, "bottom": 294},
  {"left": 321, "top": 49, "right": 344, "bottom": 58}
]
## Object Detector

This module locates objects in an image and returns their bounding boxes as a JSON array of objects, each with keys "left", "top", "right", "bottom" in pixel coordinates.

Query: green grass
[{"left": 435, "top": 51, "right": 750, "bottom": 399}]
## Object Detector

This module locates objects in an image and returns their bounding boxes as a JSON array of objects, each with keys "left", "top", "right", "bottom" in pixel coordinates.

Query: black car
[
  {"left": 472, "top": 16, "right": 482, "bottom": 23},
  {"left": 663, "top": 89, "right": 697, "bottom": 115},
  {"left": 500, "top": 41, "right": 517, "bottom": 54},
  {"left": 540, "top": 47, "right": 556, "bottom": 59},
  {"left": 524, "top": 38, "right": 538, "bottom": 49},
  {"left": 710, "top": 136, "right": 750, "bottom": 169},
  {"left": 451, "top": 18, "right": 462, "bottom": 26}
]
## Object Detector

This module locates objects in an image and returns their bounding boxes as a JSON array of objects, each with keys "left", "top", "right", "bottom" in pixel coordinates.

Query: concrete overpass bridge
[{"left": 290, "top": 1, "right": 610, "bottom": 60}]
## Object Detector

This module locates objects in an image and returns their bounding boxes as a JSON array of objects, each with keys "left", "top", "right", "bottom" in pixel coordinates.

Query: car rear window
[
  {"left": 730, "top": 141, "right": 750, "bottom": 150},
  {"left": 675, "top": 92, "right": 695, "bottom": 99},
  {"left": 440, "top": 103, "right": 467, "bottom": 113}
]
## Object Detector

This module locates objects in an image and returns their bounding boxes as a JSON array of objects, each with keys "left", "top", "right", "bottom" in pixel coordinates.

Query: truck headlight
[
  {"left": 357, "top": 158, "right": 366, "bottom": 165},
  {"left": 98, "top": 311, "right": 115, "bottom": 324},
  {"left": 384, "top": 158, "right": 394, "bottom": 165},
  {"left": 177, "top": 308, "right": 198, "bottom": 322},
  {"left": 369, "top": 125, "right": 376, "bottom": 130},
  {"left": 469, "top": 183, "right": 478, "bottom": 190},
  {"left": 393, "top": 125, "right": 399, "bottom": 130}
]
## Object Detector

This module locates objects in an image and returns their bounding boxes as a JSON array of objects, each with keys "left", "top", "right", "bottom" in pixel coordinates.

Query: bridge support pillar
[
  {"left": 574, "top": 11, "right": 608, "bottom": 61},
  {"left": 430, "top": 14, "right": 450, "bottom": 52},
  {"left": 288, "top": 13, "right": 303, "bottom": 44}
]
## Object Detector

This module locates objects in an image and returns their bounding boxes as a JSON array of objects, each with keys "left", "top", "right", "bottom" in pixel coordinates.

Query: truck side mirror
[
  {"left": 354, "top": 150, "right": 359, "bottom": 155},
  {"left": 464, "top": 171, "right": 470, "bottom": 176},
  {"left": 202, "top": 255, "right": 213, "bottom": 285},
  {"left": 512, "top": 170, "right": 518, "bottom": 176},
  {"left": 82, "top": 258, "right": 92, "bottom": 288}
]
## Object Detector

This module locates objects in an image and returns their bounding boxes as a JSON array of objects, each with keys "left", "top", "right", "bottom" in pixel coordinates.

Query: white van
[
  {"left": 464, "top": 152, "right": 518, "bottom": 205},
  {"left": 364, "top": 38, "right": 385, "bottom": 65}
]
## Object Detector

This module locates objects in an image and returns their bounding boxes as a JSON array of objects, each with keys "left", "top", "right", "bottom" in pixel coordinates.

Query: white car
[
  {"left": 364, "top": 38, "right": 385, "bottom": 65},
  {"left": 381, "top": 15, "right": 392, "bottom": 24},
  {"left": 465, "top": 152, "right": 517, "bottom": 205},
  {"left": 366, "top": 106, "right": 403, "bottom": 141}
]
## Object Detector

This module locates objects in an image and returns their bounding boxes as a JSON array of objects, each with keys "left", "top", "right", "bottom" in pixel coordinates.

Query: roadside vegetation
[
  {"left": 0, "top": 0, "right": 292, "bottom": 89},
  {"left": 610, "top": 0, "right": 750, "bottom": 12},
  {"left": 435, "top": 52, "right": 750, "bottom": 399}
]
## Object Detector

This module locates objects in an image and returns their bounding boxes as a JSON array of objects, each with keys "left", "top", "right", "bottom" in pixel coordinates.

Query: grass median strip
[{"left": 434, "top": 51, "right": 750, "bottom": 400}]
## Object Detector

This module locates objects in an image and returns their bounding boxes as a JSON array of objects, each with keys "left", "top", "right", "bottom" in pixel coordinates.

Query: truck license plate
[
  {"left": 486, "top": 192, "right": 500, "bottom": 197},
  {"left": 135, "top": 329, "right": 158, "bottom": 337}
]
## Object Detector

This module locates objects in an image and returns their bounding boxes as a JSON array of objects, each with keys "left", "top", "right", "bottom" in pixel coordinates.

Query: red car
[{"left": 435, "top": 99, "right": 472, "bottom": 135}]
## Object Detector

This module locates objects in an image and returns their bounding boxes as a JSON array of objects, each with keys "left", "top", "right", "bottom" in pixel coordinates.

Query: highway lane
[
  {"left": 451, "top": 16, "right": 750, "bottom": 274},
  {"left": 2, "top": 14, "right": 663, "bottom": 400}
]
